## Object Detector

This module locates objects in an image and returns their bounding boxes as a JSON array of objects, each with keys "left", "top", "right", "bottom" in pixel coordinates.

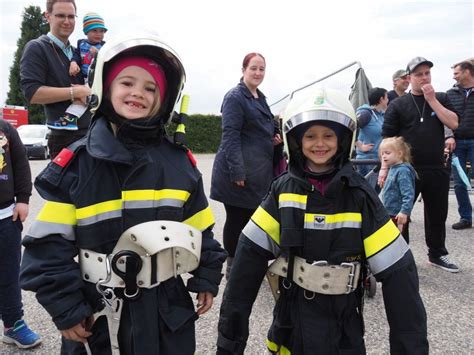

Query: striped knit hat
[{"left": 83, "top": 12, "right": 107, "bottom": 35}]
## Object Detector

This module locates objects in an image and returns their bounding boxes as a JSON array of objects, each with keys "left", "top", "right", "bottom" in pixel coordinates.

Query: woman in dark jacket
[{"left": 210, "top": 53, "right": 282, "bottom": 277}]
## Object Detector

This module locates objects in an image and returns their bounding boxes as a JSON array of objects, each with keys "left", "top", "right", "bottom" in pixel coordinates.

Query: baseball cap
[
  {"left": 392, "top": 69, "right": 408, "bottom": 80},
  {"left": 406, "top": 57, "right": 433, "bottom": 74}
]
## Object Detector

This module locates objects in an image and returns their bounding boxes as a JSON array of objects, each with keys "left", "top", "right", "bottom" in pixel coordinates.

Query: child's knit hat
[{"left": 83, "top": 12, "right": 108, "bottom": 35}]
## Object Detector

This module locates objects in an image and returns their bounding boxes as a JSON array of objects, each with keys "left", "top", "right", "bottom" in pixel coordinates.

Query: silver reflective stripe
[
  {"left": 368, "top": 236, "right": 409, "bottom": 274},
  {"left": 77, "top": 210, "right": 122, "bottom": 226},
  {"left": 279, "top": 200, "right": 306, "bottom": 210},
  {"left": 305, "top": 221, "right": 362, "bottom": 230},
  {"left": 284, "top": 110, "right": 356, "bottom": 133},
  {"left": 27, "top": 220, "right": 75, "bottom": 241},
  {"left": 123, "top": 199, "right": 185, "bottom": 209},
  {"left": 242, "top": 220, "right": 280, "bottom": 257}
]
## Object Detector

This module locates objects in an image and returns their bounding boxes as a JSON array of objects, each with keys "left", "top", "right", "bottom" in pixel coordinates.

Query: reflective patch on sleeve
[
  {"left": 242, "top": 219, "right": 280, "bottom": 256},
  {"left": 27, "top": 220, "right": 75, "bottom": 241},
  {"left": 251, "top": 206, "right": 281, "bottom": 245},
  {"left": 30, "top": 201, "right": 76, "bottom": 240},
  {"left": 265, "top": 339, "right": 291, "bottom": 355},
  {"left": 278, "top": 193, "right": 307, "bottom": 210},
  {"left": 367, "top": 236, "right": 409, "bottom": 274},
  {"left": 183, "top": 206, "right": 215, "bottom": 232},
  {"left": 37, "top": 201, "right": 77, "bottom": 225},
  {"left": 364, "top": 220, "right": 400, "bottom": 257}
]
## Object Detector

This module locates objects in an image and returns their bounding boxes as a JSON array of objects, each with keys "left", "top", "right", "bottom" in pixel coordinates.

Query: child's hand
[
  {"left": 396, "top": 213, "right": 408, "bottom": 232},
  {"left": 378, "top": 168, "right": 388, "bottom": 188},
  {"left": 196, "top": 292, "right": 214, "bottom": 316},
  {"left": 69, "top": 61, "right": 80, "bottom": 76},
  {"left": 359, "top": 142, "right": 375, "bottom": 152},
  {"left": 60, "top": 316, "right": 93, "bottom": 343}
]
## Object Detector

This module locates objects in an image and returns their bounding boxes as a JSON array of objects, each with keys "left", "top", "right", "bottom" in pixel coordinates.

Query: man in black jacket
[
  {"left": 381, "top": 57, "right": 460, "bottom": 273},
  {"left": 0, "top": 119, "right": 41, "bottom": 349},
  {"left": 20, "top": 0, "right": 91, "bottom": 159},
  {"left": 447, "top": 59, "right": 474, "bottom": 230}
]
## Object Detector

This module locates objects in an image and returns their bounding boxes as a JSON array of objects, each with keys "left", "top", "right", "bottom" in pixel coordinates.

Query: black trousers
[
  {"left": 414, "top": 167, "right": 450, "bottom": 258},
  {"left": 223, "top": 204, "right": 255, "bottom": 257}
]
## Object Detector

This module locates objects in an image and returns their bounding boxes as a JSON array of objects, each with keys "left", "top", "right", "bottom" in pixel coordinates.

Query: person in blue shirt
[{"left": 355, "top": 87, "right": 388, "bottom": 177}]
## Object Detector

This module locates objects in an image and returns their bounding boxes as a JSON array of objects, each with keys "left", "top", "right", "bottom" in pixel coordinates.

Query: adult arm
[
  {"left": 221, "top": 91, "right": 246, "bottom": 182},
  {"left": 422, "top": 84, "right": 458, "bottom": 129},
  {"left": 30, "top": 85, "right": 90, "bottom": 105},
  {"left": 20, "top": 39, "right": 90, "bottom": 105}
]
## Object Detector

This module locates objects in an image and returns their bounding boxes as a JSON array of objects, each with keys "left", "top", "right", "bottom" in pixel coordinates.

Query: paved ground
[{"left": 1, "top": 154, "right": 473, "bottom": 354}]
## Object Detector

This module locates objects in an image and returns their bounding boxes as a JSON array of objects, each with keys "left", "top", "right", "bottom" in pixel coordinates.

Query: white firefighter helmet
[
  {"left": 282, "top": 87, "right": 357, "bottom": 168},
  {"left": 89, "top": 32, "right": 185, "bottom": 124}
]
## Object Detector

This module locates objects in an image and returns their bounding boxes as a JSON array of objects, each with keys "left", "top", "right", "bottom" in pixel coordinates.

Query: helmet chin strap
[{"left": 98, "top": 98, "right": 165, "bottom": 145}]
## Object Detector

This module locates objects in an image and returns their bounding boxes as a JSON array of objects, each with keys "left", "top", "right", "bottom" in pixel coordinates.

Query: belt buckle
[{"left": 341, "top": 262, "right": 357, "bottom": 294}]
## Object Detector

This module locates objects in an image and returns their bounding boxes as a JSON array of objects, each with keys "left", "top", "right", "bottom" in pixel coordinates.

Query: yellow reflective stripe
[
  {"left": 278, "top": 193, "right": 307, "bottom": 204},
  {"left": 266, "top": 339, "right": 279, "bottom": 352},
  {"left": 176, "top": 123, "right": 186, "bottom": 133},
  {"left": 265, "top": 339, "right": 291, "bottom": 354},
  {"left": 304, "top": 212, "right": 362, "bottom": 224},
  {"left": 364, "top": 220, "right": 400, "bottom": 257},
  {"left": 122, "top": 189, "right": 190, "bottom": 202},
  {"left": 183, "top": 206, "right": 215, "bottom": 231},
  {"left": 76, "top": 199, "right": 122, "bottom": 220},
  {"left": 37, "top": 201, "right": 76, "bottom": 225},
  {"left": 251, "top": 206, "right": 280, "bottom": 245}
]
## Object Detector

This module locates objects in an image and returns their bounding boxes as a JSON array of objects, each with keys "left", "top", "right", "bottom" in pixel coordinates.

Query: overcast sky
[{"left": 1, "top": 0, "right": 473, "bottom": 115}]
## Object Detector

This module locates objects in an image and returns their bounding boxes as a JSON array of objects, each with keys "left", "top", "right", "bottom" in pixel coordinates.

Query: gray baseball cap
[
  {"left": 406, "top": 57, "right": 433, "bottom": 74},
  {"left": 392, "top": 69, "right": 408, "bottom": 80}
]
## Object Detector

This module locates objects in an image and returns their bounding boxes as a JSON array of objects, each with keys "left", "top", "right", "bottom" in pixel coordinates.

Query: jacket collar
[
  {"left": 86, "top": 117, "right": 134, "bottom": 164},
  {"left": 288, "top": 162, "right": 363, "bottom": 198},
  {"left": 237, "top": 81, "right": 273, "bottom": 118}
]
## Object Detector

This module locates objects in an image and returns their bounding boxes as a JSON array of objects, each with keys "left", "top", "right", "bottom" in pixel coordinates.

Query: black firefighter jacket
[
  {"left": 217, "top": 163, "right": 428, "bottom": 355},
  {"left": 20, "top": 117, "right": 226, "bottom": 354}
]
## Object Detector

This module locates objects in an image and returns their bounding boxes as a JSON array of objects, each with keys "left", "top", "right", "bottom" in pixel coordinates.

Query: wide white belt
[
  {"left": 80, "top": 220, "right": 202, "bottom": 288},
  {"left": 267, "top": 255, "right": 361, "bottom": 298}
]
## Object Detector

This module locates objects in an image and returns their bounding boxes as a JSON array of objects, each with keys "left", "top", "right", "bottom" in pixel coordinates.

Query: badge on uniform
[
  {"left": 314, "top": 216, "right": 326, "bottom": 225},
  {"left": 53, "top": 148, "right": 74, "bottom": 168}
]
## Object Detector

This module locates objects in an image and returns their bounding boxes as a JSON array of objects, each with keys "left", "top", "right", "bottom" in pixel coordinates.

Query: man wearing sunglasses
[{"left": 20, "top": 0, "right": 91, "bottom": 159}]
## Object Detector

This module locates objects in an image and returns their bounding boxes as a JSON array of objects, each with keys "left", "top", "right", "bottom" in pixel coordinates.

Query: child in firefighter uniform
[
  {"left": 217, "top": 88, "right": 428, "bottom": 354},
  {"left": 20, "top": 33, "right": 226, "bottom": 354}
]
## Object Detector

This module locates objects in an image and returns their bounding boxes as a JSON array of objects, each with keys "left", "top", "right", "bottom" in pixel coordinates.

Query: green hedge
[{"left": 166, "top": 114, "right": 222, "bottom": 153}]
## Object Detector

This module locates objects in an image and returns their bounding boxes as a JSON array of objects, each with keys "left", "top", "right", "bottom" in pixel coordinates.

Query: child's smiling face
[
  {"left": 109, "top": 65, "right": 159, "bottom": 120},
  {"left": 301, "top": 124, "right": 338, "bottom": 173}
]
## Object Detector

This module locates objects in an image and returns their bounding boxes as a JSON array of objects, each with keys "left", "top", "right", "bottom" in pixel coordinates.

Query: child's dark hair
[{"left": 379, "top": 136, "right": 412, "bottom": 163}]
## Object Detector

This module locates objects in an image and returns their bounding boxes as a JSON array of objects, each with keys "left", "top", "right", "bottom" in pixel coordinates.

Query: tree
[{"left": 5, "top": 6, "right": 49, "bottom": 124}]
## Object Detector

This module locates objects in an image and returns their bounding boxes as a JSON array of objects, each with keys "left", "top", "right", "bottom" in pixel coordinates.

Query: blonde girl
[{"left": 379, "top": 136, "right": 416, "bottom": 242}]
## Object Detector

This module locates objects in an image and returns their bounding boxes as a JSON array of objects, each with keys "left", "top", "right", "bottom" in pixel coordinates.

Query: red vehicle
[{"left": 2, "top": 105, "right": 29, "bottom": 128}]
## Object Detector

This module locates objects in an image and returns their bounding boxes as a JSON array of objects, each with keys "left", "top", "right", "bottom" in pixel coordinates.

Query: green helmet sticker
[{"left": 314, "top": 95, "right": 325, "bottom": 105}]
